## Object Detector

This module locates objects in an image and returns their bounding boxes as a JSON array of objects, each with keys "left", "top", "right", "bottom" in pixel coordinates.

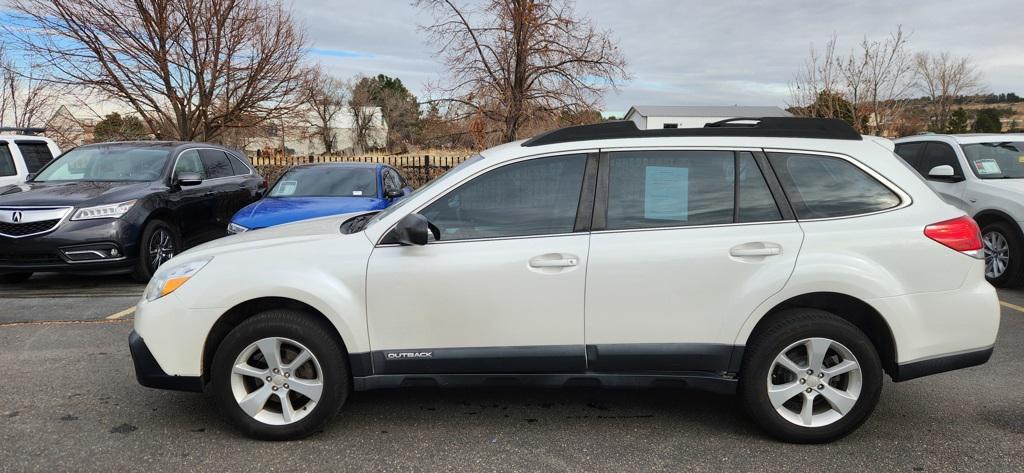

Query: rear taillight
[{"left": 924, "top": 216, "right": 983, "bottom": 258}]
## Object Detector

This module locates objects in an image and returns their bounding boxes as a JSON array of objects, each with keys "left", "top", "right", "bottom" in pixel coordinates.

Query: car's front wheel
[
  {"left": 981, "top": 221, "right": 1024, "bottom": 288},
  {"left": 133, "top": 219, "right": 180, "bottom": 282},
  {"left": 210, "top": 310, "right": 349, "bottom": 440},
  {"left": 739, "top": 308, "right": 882, "bottom": 443}
]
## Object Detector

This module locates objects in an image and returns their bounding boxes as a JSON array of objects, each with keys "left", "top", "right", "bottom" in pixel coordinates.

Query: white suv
[
  {"left": 893, "top": 134, "right": 1024, "bottom": 287},
  {"left": 130, "top": 118, "right": 999, "bottom": 443},
  {"left": 0, "top": 134, "right": 61, "bottom": 187}
]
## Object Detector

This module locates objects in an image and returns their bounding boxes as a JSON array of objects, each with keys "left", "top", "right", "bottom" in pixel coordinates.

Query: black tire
[
  {"left": 132, "top": 219, "right": 180, "bottom": 283},
  {"left": 0, "top": 272, "right": 32, "bottom": 284},
  {"left": 739, "top": 308, "right": 882, "bottom": 444},
  {"left": 981, "top": 221, "right": 1024, "bottom": 288},
  {"left": 210, "top": 310, "right": 350, "bottom": 440}
]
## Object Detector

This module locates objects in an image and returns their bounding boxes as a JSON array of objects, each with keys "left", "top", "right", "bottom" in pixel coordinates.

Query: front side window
[
  {"left": 961, "top": 141, "right": 1024, "bottom": 179},
  {"left": 768, "top": 152, "right": 900, "bottom": 219},
  {"left": 382, "top": 169, "right": 400, "bottom": 193},
  {"left": 174, "top": 150, "right": 206, "bottom": 179},
  {"left": 15, "top": 141, "right": 54, "bottom": 173},
  {"left": 0, "top": 143, "right": 15, "bottom": 177},
  {"left": 33, "top": 146, "right": 170, "bottom": 182},
  {"left": 606, "top": 150, "right": 736, "bottom": 229},
  {"left": 894, "top": 142, "right": 925, "bottom": 170},
  {"left": 421, "top": 154, "right": 587, "bottom": 240},
  {"left": 920, "top": 142, "right": 963, "bottom": 178},
  {"left": 269, "top": 166, "right": 377, "bottom": 197}
]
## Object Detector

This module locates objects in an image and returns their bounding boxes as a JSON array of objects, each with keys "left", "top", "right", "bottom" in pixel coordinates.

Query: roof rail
[
  {"left": 0, "top": 127, "right": 46, "bottom": 136},
  {"left": 521, "top": 117, "right": 862, "bottom": 147}
]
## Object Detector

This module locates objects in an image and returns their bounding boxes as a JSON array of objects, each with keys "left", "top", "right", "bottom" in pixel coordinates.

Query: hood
[
  {"left": 177, "top": 211, "right": 370, "bottom": 260},
  {"left": 232, "top": 196, "right": 389, "bottom": 229},
  {"left": 0, "top": 181, "right": 156, "bottom": 207}
]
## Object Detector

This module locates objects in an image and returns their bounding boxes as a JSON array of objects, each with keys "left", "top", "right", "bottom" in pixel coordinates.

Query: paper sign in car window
[
  {"left": 274, "top": 180, "right": 298, "bottom": 196},
  {"left": 352, "top": 190, "right": 363, "bottom": 196},
  {"left": 1018, "top": 155, "right": 1024, "bottom": 164},
  {"left": 644, "top": 166, "right": 689, "bottom": 221},
  {"left": 973, "top": 159, "right": 1001, "bottom": 175}
]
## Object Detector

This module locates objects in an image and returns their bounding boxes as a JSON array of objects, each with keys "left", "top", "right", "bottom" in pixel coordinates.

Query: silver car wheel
[
  {"left": 983, "top": 230, "right": 1010, "bottom": 279},
  {"left": 766, "top": 337, "right": 863, "bottom": 428},
  {"left": 230, "top": 337, "right": 324, "bottom": 426}
]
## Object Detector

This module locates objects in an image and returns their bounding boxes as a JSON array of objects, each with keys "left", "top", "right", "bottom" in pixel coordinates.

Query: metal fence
[{"left": 250, "top": 152, "right": 475, "bottom": 187}]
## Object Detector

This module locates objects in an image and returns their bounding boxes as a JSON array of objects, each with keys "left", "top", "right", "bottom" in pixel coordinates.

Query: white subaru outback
[{"left": 130, "top": 118, "right": 999, "bottom": 443}]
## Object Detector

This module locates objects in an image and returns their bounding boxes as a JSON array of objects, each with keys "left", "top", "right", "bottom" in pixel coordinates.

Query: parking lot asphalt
[{"left": 1, "top": 274, "right": 1022, "bottom": 472}]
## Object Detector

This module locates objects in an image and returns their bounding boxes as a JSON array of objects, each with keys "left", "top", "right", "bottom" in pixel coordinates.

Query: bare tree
[
  {"left": 0, "top": 44, "right": 60, "bottom": 129},
  {"left": 348, "top": 78, "right": 380, "bottom": 153},
  {"left": 789, "top": 35, "right": 855, "bottom": 122},
  {"left": 299, "top": 66, "right": 348, "bottom": 154},
  {"left": 860, "top": 27, "right": 914, "bottom": 135},
  {"left": 418, "top": 0, "right": 629, "bottom": 143},
  {"left": 5, "top": 0, "right": 308, "bottom": 142},
  {"left": 915, "top": 51, "right": 984, "bottom": 132}
]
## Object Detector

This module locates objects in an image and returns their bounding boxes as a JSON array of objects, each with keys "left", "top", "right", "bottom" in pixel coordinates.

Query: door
[
  {"left": 199, "top": 149, "right": 247, "bottom": 236},
  {"left": 920, "top": 142, "right": 969, "bottom": 210},
  {"left": 366, "top": 153, "right": 595, "bottom": 375},
  {"left": 584, "top": 150, "right": 803, "bottom": 373},
  {"left": 168, "top": 149, "right": 218, "bottom": 246}
]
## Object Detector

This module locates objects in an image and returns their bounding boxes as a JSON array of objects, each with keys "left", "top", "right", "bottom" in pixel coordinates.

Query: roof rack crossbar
[{"left": 521, "top": 117, "right": 862, "bottom": 147}]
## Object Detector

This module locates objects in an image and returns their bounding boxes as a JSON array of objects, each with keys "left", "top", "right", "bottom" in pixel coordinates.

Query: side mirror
[
  {"left": 390, "top": 213, "right": 440, "bottom": 246},
  {"left": 175, "top": 172, "right": 203, "bottom": 186},
  {"left": 385, "top": 188, "right": 404, "bottom": 199},
  {"left": 927, "top": 165, "right": 963, "bottom": 182}
]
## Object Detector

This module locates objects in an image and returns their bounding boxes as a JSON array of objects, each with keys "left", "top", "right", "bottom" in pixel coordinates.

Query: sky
[{"left": 295, "top": 0, "right": 1023, "bottom": 116}]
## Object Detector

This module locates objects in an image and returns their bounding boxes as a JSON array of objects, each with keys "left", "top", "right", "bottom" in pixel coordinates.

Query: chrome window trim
[
  {"left": 762, "top": 148, "right": 913, "bottom": 222},
  {"left": 0, "top": 206, "right": 74, "bottom": 238},
  {"left": 170, "top": 147, "right": 255, "bottom": 184}
]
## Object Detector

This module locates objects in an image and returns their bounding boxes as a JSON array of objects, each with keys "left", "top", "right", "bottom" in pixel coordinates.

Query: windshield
[
  {"left": 368, "top": 154, "right": 484, "bottom": 226},
  {"left": 33, "top": 146, "right": 170, "bottom": 182},
  {"left": 962, "top": 142, "right": 1024, "bottom": 179},
  {"left": 270, "top": 166, "right": 377, "bottom": 197}
]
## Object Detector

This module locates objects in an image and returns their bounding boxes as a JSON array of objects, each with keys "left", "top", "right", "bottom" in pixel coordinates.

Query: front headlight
[
  {"left": 227, "top": 222, "right": 249, "bottom": 234},
  {"left": 71, "top": 200, "right": 137, "bottom": 220},
  {"left": 144, "top": 257, "right": 213, "bottom": 302}
]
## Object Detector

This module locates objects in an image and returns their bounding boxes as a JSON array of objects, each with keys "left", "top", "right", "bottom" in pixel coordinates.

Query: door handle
[
  {"left": 529, "top": 256, "right": 578, "bottom": 268},
  {"left": 729, "top": 245, "right": 782, "bottom": 257}
]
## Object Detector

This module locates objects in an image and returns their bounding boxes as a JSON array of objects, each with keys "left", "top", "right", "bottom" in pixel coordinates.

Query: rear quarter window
[{"left": 768, "top": 152, "right": 901, "bottom": 219}]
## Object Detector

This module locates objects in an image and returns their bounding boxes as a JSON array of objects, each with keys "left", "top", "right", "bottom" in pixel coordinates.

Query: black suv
[{"left": 0, "top": 142, "right": 265, "bottom": 282}]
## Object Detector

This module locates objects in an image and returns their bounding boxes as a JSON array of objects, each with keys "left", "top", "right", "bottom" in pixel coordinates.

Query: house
[
  {"left": 243, "top": 107, "right": 389, "bottom": 156},
  {"left": 623, "top": 105, "right": 792, "bottom": 129},
  {"left": 44, "top": 105, "right": 97, "bottom": 149}
]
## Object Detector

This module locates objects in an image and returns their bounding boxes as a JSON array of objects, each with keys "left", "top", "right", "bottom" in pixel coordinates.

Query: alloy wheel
[
  {"left": 766, "top": 337, "right": 863, "bottom": 428},
  {"left": 983, "top": 230, "right": 1010, "bottom": 279},
  {"left": 148, "top": 229, "right": 176, "bottom": 269},
  {"left": 230, "top": 337, "right": 324, "bottom": 425}
]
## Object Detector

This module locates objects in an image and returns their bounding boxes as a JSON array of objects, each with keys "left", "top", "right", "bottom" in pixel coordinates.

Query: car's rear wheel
[
  {"left": 739, "top": 308, "right": 882, "bottom": 443},
  {"left": 210, "top": 310, "right": 349, "bottom": 440},
  {"left": 981, "top": 221, "right": 1024, "bottom": 287},
  {"left": 133, "top": 219, "right": 179, "bottom": 282},
  {"left": 0, "top": 272, "right": 32, "bottom": 284}
]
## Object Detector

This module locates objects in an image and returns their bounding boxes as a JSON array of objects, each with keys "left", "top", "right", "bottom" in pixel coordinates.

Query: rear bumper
[
  {"left": 891, "top": 345, "right": 994, "bottom": 382},
  {"left": 129, "top": 330, "right": 203, "bottom": 392}
]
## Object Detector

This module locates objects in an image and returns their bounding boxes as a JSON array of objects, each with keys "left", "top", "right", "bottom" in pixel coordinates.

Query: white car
[
  {"left": 893, "top": 134, "right": 1024, "bottom": 287},
  {"left": 0, "top": 134, "right": 61, "bottom": 187},
  {"left": 131, "top": 118, "right": 999, "bottom": 443}
]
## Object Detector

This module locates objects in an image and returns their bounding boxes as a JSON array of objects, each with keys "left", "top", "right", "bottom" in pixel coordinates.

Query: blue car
[{"left": 228, "top": 162, "right": 412, "bottom": 233}]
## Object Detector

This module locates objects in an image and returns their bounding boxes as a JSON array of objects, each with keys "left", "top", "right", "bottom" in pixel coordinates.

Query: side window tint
[
  {"left": 737, "top": 153, "right": 782, "bottom": 223},
  {"left": 227, "top": 154, "right": 251, "bottom": 176},
  {"left": 768, "top": 152, "right": 900, "bottom": 219},
  {"left": 0, "top": 143, "right": 15, "bottom": 177},
  {"left": 894, "top": 142, "right": 925, "bottom": 173},
  {"left": 606, "top": 150, "right": 734, "bottom": 229},
  {"left": 921, "top": 143, "right": 962, "bottom": 177},
  {"left": 15, "top": 141, "right": 54, "bottom": 173},
  {"left": 421, "top": 154, "right": 587, "bottom": 240},
  {"left": 199, "top": 149, "right": 232, "bottom": 179},
  {"left": 174, "top": 150, "right": 207, "bottom": 179}
]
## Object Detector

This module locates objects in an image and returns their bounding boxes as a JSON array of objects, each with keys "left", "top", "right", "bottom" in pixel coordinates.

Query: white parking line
[
  {"left": 105, "top": 307, "right": 136, "bottom": 320},
  {"left": 999, "top": 300, "right": 1024, "bottom": 314}
]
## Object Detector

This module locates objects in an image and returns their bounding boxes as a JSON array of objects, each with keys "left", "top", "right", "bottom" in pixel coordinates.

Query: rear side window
[
  {"left": 199, "top": 149, "right": 233, "bottom": 179},
  {"left": 227, "top": 154, "right": 252, "bottom": 176},
  {"left": 604, "top": 150, "right": 782, "bottom": 230},
  {"left": 768, "top": 152, "right": 901, "bottom": 219},
  {"left": 15, "top": 141, "right": 54, "bottom": 173},
  {"left": 421, "top": 154, "right": 587, "bottom": 241},
  {"left": 0, "top": 143, "right": 15, "bottom": 177}
]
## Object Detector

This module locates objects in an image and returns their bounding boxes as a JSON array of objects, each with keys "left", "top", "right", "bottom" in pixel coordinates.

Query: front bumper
[
  {"left": 0, "top": 218, "right": 140, "bottom": 274},
  {"left": 129, "top": 330, "right": 203, "bottom": 392}
]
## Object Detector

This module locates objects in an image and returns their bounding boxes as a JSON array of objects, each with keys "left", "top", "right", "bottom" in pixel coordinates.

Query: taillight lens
[{"left": 924, "top": 216, "right": 983, "bottom": 258}]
